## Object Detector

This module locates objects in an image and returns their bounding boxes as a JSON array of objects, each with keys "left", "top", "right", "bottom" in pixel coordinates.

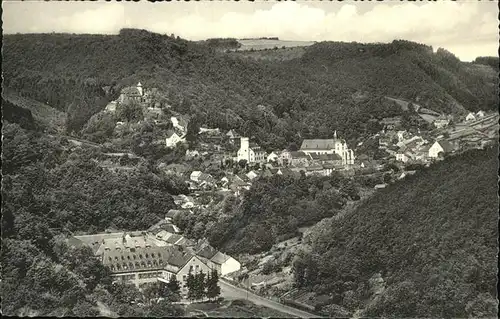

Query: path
[{"left": 219, "top": 279, "right": 320, "bottom": 318}]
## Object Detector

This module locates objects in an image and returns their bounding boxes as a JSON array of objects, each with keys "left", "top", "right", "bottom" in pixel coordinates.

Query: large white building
[
  {"left": 299, "top": 131, "right": 355, "bottom": 165},
  {"left": 237, "top": 137, "right": 266, "bottom": 164}
]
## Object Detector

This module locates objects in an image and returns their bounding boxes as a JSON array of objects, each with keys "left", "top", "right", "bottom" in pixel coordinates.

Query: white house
[
  {"left": 166, "top": 131, "right": 185, "bottom": 148},
  {"left": 246, "top": 170, "right": 259, "bottom": 180},
  {"left": 396, "top": 152, "right": 410, "bottom": 163},
  {"left": 279, "top": 150, "right": 293, "bottom": 166},
  {"left": 465, "top": 112, "right": 476, "bottom": 122},
  {"left": 195, "top": 243, "right": 241, "bottom": 276},
  {"left": 171, "top": 116, "right": 188, "bottom": 133},
  {"left": 190, "top": 171, "right": 203, "bottom": 182},
  {"left": 237, "top": 137, "right": 266, "bottom": 164},
  {"left": 434, "top": 118, "right": 450, "bottom": 129},
  {"left": 161, "top": 252, "right": 212, "bottom": 296},
  {"left": 396, "top": 131, "right": 407, "bottom": 143},
  {"left": 476, "top": 110, "right": 485, "bottom": 118},
  {"left": 267, "top": 152, "right": 279, "bottom": 163},
  {"left": 209, "top": 252, "right": 241, "bottom": 276},
  {"left": 428, "top": 140, "right": 455, "bottom": 159}
]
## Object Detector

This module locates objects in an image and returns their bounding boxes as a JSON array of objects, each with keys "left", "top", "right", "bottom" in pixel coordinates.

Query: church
[
  {"left": 299, "top": 131, "right": 355, "bottom": 166},
  {"left": 237, "top": 137, "right": 266, "bottom": 164}
]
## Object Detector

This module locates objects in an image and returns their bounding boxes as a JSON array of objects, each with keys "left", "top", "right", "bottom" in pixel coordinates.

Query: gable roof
[
  {"left": 197, "top": 245, "right": 218, "bottom": 260},
  {"left": 210, "top": 251, "right": 232, "bottom": 265},
  {"left": 290, "top": 151, "right": 310, "bottom": 159},
  {"left": 436, "top": 140, "right": 455, "bottom": 153},
  {"left": 190, "top": 171, "right": 202, "bottom": 178},
  {"left": 166, "top": 248, "right": 194, "bottom": 269},
  {"left": 166, "top": 130, "right": 180, "bottom": 139},
  {"left": 226, "top": 129, "right": 239, "bottom": 138},
  {"left": 165, "top": 234, "right": 183, "bottom": 245},
  {"left": 166, "top": 209, "right": 182, "bottom": 218}
]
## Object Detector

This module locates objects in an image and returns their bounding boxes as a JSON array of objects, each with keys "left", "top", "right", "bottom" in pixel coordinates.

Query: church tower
[{"left": 137, "top": 82, "right": 143, "bottom": 96}]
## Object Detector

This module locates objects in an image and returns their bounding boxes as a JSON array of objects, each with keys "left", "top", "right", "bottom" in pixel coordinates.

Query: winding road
[{"left": 219, "top": 279, "right": 320, "bottom": 318}]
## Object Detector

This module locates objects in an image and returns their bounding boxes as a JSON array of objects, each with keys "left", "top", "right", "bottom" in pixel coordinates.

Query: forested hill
[
  {"left": 3, "top": 29, "right": 498, "bottom": 148},
  {"left": 294, "top": 147, "right": 498, "bottom": 318}
]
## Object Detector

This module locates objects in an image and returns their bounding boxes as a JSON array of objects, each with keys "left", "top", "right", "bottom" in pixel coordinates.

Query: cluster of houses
[
  {"left": 379, "top": 129, "right": 457, "bottom": 163},
  {"left": 68, "top": 195, "right": 241, "bottom": 296},
  {"left": 465, "top": 110, "right": 486, "bottom": 122}
]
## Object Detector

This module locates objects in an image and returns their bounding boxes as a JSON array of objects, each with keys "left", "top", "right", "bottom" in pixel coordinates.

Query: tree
[
  {"left": 186, "top": 272, "right": 196, "bottom": 301},
  {"left": 193, "top": 271, "right": 207, "bottom": 301},
  {"left": 238, "top": 159, "right": 248, "bottom": 168},
  {"left": 206, "top": 270, "right": 221, "bottom": 301},
  {"left": 116, "top": 100, "right": 143, "bottom": 122},
  {"left": 167, "top": 276, "right": 181, "bottom": 297},
  {"left": 340, "top": 181, "right": 360, "bottom": 201},
  {"left": 186, "top": 117, "right": 200, "bottom": 142}
]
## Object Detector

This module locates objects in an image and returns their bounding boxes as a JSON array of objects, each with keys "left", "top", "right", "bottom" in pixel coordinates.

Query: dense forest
[
  {"left": 1, "top": 122, "right": 188, "bottom": 316},
  {"left": 3, "top": 30, "right": 498, "bottom": 150},
  {"left": 169, "top": 171, "right": 365, "bottom": 255},
  {"left": 292, "top": 148, "right": 498, "bottom": 318}
]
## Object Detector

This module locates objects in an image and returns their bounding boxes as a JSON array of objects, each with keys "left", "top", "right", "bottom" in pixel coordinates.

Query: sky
[{"left": 2, "top": 0, "right": 498, "bottom": 61}]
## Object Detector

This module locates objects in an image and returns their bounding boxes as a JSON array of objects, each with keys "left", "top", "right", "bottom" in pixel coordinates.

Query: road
[{"left": 219, "top": 279, "right": 320, "bottom": 318}]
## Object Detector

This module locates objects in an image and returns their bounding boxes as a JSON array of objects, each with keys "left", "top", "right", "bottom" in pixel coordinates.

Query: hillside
[
  {"left": 2, "top": 30, "right": 498, "bottom": 149},
  {"left": 3, "top": 89, "right": 67, "bottom": 133},
  {"left": 1, "top": 121, "right": 189, "bottom": 316},
  {"left": 293, "top": 147, "right": 498, "bottom": 317}
]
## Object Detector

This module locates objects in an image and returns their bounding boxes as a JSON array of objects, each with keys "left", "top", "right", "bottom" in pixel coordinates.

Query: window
[
  {"left": 139, "top": 254, "right": 143, "bottom": 259},
  {"left": 183, "top": 275, "right": 187, "bottom": 282},
  {"left": 145, "top": 253, "right": 149, "bottom": 258},
  {"left": 115, "top": 256, "right": 118, "bottom": 261},
  {"left": 189, "top": 265, "right": 193, "bottom": 273},
  {"left": 195, "top": 265, "right": 199, "bottom": 272},
  {"left": 127, "top": 255, "right": 131, "bottom": 260},
  {"left": 151, "top": 253, "right": 155, "bottom": 258},
  {"left": 133, "top": 255, "right": 137, "bottom": 260},
  {"left": 121, "top": 256, "right": 124, "bottom": 260}
]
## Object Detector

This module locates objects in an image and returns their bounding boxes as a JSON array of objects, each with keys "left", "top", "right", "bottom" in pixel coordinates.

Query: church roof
[{"left": 300, "top": 139, "right": 336, "bottom": 150}]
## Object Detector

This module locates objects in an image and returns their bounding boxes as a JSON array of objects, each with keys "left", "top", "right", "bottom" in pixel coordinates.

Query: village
[{"left": 69, "top": 81, "right": 499, "bottom": 310}]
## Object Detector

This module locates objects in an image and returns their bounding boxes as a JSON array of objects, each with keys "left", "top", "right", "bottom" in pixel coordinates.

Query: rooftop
[
  {"left": 102, "top": 246, "right": 170, "bottom": 274},
  {"left": 300, "top": 139, "right": 340, "bottom": 150}
]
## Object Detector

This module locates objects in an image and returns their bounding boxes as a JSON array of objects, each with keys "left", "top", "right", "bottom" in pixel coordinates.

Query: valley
[{"left": 1, "top": 27, "right": 498, "bottom": 318}]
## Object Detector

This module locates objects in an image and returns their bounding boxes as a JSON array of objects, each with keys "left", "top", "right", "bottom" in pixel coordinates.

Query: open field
[{"left": 236, "top": 39, "right": 316, "bottom": 51}]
